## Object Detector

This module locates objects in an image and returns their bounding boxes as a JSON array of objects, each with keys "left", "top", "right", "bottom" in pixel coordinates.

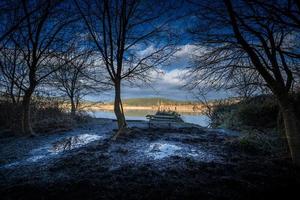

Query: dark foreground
[{"left": 0, "top": 120, "right": 299, "bottom": 200}]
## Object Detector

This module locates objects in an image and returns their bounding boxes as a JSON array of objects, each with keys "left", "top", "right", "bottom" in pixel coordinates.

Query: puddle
[{"left": 50, "top": 134, "right": 103, "bottom": 153}]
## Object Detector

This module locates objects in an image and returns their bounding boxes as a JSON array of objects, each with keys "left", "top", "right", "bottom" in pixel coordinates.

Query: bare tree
[
  {"left": 187, "top": 0, "right": 300, "bottom": 164},
  {"left": 228, "top": 68, "right": 267, "bottom": 100},
  {"left": 0, "top": 42, "right": 26, "bottom": 104},
  {"left": 5, "top": 0, "right": 78, "bottom": 135},
  {"left": 51, "top": 47, "right": 108, "bottom": 116},
  {"left": 74, "top": 0, "right": 177, "bottom": 133},
  {"left": 0, "top": 0, "right": 45, "bottom": 44},
  {"left": 250, "top": 0, "right": 300, "bottom": 31},
  {"left": 192, "top": 91, "right": 214, "bottom": 125}
]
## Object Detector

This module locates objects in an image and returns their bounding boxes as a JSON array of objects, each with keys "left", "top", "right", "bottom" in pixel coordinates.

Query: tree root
[{"left": 111, "top": 127, "right": 132, "bottom": 140}]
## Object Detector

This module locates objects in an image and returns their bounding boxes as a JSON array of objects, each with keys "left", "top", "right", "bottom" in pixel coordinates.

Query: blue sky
[
  {"left": 86, "top": 44, "right": 233, "bottom": 102},
  {"left": 83, "top": 1, "right": 233, "bottom": 102}
]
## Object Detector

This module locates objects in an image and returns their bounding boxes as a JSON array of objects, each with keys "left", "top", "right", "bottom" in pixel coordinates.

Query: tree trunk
[
  {"left": 112, "top": 80, "right": 127, "bottom": 140},
  {"left": 21, "top": 91, "right": 34, "bottom": 136},
  {"left": 70, "top": 97, "right": 76, "bottom": 116},
  {"left": 10, "top": 85, "right": 16, "bottom": 104},
  {"left": 114, "top": 81, "right": 126, "bottom": 129},
  {"left": 280, "top": 101, "right": 300, "bottom": 166}
]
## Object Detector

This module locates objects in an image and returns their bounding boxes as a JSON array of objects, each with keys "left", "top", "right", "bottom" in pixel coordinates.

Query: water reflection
[{"left": 50, "top": 134, "right": 102, "bottom": 153}]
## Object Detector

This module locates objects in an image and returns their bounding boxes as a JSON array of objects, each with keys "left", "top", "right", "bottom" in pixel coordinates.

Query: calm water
[{"left": 89, "top": 110, "right": 210, "bottom": 127}]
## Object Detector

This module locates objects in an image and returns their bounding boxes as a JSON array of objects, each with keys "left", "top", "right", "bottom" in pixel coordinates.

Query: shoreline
[{"left": 84, "top": 105, "right": 206, "bottom": 113}]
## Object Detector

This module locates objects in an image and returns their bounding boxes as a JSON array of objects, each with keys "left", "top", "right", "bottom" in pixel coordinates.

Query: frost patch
[
  {"left": 187, "top": 150, "right": 219, "bottom": 162},
  {"left": 1, "top": 134, "right": 103, "bottom": 169},
  {"left": 146, "top": 142, "right": 182, "bottom": 159},
  {"left": 145, "top": 142, "right": 219, "bottom": 162},
  {"left": 26, "top": 155, "right": 46, "bottom": 162}
]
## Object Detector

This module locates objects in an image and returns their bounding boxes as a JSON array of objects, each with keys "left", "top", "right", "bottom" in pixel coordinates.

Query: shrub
[
  {"left": 73, "top": 111, "right": 93, "bottom": 124},
  {"left": 0, "top": 100, "right": 23, "bottom": 131},
  {"left": 210, "top": 95, "right": 279, "bottom": 130},
  {"left": 210, "top": 103, "right": 240, "bottom": 129},
  {"left": 226, "top": 130, "right": 287, "bottom": 155},
  {"left": 0, "top": 97, "right": 76, "bottom": 135},
  {"left": 236, "top": 101, "right": 278, "bottom": 128}
]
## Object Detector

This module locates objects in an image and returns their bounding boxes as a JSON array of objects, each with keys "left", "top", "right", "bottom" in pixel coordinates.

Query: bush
[
  {"left": 210, "top": 95, "right": 279, "bottom": 130},
  {"left": 226, "top": 130, "right": 287, "bottom": 155},
  {"left": 0, "top": 100, "right": 23, "bottom": 131},
  {"left": 210, "top": 103, "right": 239, "bottom": 129},
  {"left": 73, "top": 111, "right": 93, "bottom": 124},
  {"left": 0, "top": 97, "right": 76, "bottom": 134},
  {"left": 236, "top": 101, "right": 278, "bottom": 128}
]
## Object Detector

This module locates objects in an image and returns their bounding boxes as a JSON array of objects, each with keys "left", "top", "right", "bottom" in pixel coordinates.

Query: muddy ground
[{"left": 0, "top": 119, "right": 299, "bottom": 200}]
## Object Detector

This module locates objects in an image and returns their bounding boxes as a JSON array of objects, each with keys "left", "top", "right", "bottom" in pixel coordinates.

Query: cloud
[
  {"left": 136, "top": 45, "right": 156, "bottom": 57},
  {"left": 163, "top": 44, "right": 205, "bottom": 70},
  {"left": 90, "top": 68, "right": 197, "bottom": 101},
  {"left": 85, "top": 43, "right": 230, "bottom": 102},
  {"left": 174, "top": 44, "right": 199, "bottom": 58},
  {"left": 158, "top": 68, "right": 188, "bottom": 86}
]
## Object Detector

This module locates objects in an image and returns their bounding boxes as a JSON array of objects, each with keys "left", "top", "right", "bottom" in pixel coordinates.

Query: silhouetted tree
[
  {"left": 51, "top": 47, "right": 108, "bottom": 116},
  {"left": 0, "top": 42, "right": 25, "bottom": 104},
  {"left": 74, "top": 0, "right": 177, "bottom": 134},
  {"left": 187, "top": 0, "right": 300, "bottom": 164},
  {"left": 5, "top": 0, "right": 78, "bottom": 135},
  {"left": 0, "top": 0, "right": 44, "bottom": 44}
]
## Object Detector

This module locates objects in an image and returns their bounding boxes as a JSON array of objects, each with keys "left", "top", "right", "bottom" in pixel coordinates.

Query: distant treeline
[
  {"left": 102, "top": 97, "right": 240, "bottom": 107},
  {"left": 103, "top": 98, "right": 193, "bottom": 106}
]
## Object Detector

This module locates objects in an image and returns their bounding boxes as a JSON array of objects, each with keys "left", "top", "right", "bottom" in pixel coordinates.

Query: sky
[
  {"left": 87, "top": 44, "right": 232, "bottom": 102},
  {"left": 83, "top": 1, "right": 233, "bottom": 102}
]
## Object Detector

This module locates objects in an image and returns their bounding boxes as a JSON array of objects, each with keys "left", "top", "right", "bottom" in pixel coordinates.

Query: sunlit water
[{"left": 89, "top": 110, "right": 210, "bottom": 127}]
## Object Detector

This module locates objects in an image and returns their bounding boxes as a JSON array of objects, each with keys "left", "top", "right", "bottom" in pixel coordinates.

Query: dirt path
[{"left": 0, "top": 119, "right": 299, "bottom": 200}]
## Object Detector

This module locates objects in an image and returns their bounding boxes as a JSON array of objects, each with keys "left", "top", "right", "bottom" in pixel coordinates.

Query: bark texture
[
  {"left": 280, "top": 101, "right": 300, "bottom": 165},
  {"left": 21, "top": 90, "right": 34, "bottom": 135},
  {"left": 114, "top": 81, "right": 126, "bottom": 130}
]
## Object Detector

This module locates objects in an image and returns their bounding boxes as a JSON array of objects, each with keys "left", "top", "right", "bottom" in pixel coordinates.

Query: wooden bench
[{"left": 146, "top": 114, "right": 183, "bottom": 128}]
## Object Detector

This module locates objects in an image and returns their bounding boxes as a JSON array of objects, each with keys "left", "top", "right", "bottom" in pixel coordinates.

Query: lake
[{"left": 88, "top": 110, "right": 210, "bottom": 127}]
